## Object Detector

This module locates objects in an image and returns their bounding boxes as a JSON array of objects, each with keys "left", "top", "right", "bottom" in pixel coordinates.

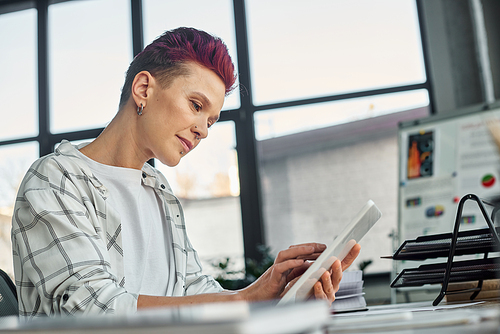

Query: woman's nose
[{"left": 193, "top": 124, "right": 208, "bottom": 140}]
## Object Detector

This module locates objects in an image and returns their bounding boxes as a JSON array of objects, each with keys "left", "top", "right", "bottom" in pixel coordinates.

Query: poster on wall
[
  {"left": 399, "top": 123, "right": 456, "bottom": 240},
  {"left": 407, "top": 130, "right": 434, "bottom": 179},
  {"left": 398, "top": 107, "right": 500, "bottom": 254}
]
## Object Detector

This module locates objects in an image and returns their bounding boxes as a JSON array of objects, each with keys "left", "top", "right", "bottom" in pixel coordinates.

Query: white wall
[{"left": 259, "top": 133, "right": 399, "bottom": 274}]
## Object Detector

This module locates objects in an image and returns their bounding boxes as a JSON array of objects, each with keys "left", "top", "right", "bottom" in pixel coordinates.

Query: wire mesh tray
[
  {"left": 390, "top": 257, "right": 500, "bottom": 288},
  {"left": 391, "top": 227, "right": 500, "bottom": 261}
]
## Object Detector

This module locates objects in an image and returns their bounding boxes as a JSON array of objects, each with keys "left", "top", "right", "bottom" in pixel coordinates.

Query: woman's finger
[
  {"left": 286, "top": 261, "right": 312, "bottom": 282},
  {"left": 341, "top": 243, "right": 361, "bottom": 271},
  {"left": 271, "top": 259, "right": 306, "bottom": 278},
  {"left": 314, "top": 281, "right": 327, "bottom": 300},
  {"left": 331, "top": 259, "right": 343, "bottom": 292},
  {"left": 288, "top": 242, "right": 327, "bottom": 250},
  {"left": 275, "top": 244, "right": 326, "bottom": 264},
  {"left": 321, "top": 271, "right": 335, "bottom": 301},
  {"left": 295, "top": 252, "right": 323, "bottom": 260}
]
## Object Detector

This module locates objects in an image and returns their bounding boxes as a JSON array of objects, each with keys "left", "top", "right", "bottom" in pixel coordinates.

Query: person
[{"left": 11, "top": 27, "right": 360, "bottom": 318}]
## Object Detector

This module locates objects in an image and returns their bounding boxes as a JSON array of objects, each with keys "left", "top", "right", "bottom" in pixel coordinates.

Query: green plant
[
  {"left": 211, "top": 257, "right": 246, "bottom": 290},
  {"left": 358, "top": 259, "right": 373, "bottom": 272},
  {"left": 244, "top": 245, "right": 275, "bottom": 282},
  {"left": 211, "top": 245, "right": 275, "bottom": 290}
]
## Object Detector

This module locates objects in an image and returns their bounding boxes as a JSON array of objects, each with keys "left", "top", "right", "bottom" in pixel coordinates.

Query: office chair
[{"left": 0, "top": 269, "right": 18, "bottom": 317}]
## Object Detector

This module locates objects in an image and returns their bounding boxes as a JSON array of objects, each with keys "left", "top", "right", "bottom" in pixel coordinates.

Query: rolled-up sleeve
[
  {"left": 12, "top": 158, "right": 137, "bottom": 318},
  {"left": 184, "top": 238, "right": 223, "bottom": 296}
]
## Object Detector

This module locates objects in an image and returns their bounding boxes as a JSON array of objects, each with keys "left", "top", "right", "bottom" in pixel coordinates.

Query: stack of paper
[{"left": 330, "top": 270, "right": 367, "bottom": 313}]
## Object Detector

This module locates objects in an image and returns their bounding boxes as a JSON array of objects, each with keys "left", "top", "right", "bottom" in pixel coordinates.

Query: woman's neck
[{"left": 79, "top": 107, "right": 149, "bottom": 170}]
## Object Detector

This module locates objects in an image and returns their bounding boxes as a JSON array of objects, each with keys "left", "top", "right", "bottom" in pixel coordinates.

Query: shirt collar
[
  {"left": 140, "top": 162, "right": 174, "bottom": 194},
  {"left": 55, "top": 140, "right": 174, "bottom": 195},
  {"left": 56, "top": 140, "right": 105, "bottom": 191}
]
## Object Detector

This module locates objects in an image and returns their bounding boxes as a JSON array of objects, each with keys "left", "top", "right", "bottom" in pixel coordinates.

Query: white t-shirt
[{"left": 77, "top": 151, "right": 174, "bottom": 296}]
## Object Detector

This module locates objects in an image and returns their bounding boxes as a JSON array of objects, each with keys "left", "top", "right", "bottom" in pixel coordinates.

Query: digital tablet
[{"left": 277, "top": 200, "right": 382, "bottom": 305}]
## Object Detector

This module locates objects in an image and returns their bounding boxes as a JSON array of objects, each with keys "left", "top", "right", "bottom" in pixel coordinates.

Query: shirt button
[
  {"left": 161, "top": 184, "right": 165, "bottom": 189},
  {"left": 142, "top": 172, "right": 146, "bottom": 178},
  {"left": 62, "top": 294, "right": 69, "bottom": 301}
]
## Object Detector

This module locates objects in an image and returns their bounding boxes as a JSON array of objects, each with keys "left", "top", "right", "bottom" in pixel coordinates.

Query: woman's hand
[
  {"left": 239, "top": 243, "right": 326, "bottom": 302},
  {"left": 239, "top": 242, "right": 361, "bottom": 305},
  {"left": 310, "top": 243, "right": 361, "bottom": 305}
]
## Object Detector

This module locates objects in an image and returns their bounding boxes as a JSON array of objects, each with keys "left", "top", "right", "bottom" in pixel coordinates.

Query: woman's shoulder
[{"left": 20, "top": 140, "right": 95, "bottom": 189}]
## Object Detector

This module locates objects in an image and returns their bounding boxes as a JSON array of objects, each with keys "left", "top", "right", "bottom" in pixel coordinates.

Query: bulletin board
[{"left": 398, "top": 103, "right": 500, "bottom": 269}]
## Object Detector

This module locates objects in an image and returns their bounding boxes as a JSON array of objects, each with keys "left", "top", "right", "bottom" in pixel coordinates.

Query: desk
[
  {"left": 0, "top": 300, "right": 328, "bottom": 334},
  {"left": 326, "top": 299, "right": 500, "bottom": 333},
  {"left": 0, "top": 300, "right": 498, "bottom": 334}
]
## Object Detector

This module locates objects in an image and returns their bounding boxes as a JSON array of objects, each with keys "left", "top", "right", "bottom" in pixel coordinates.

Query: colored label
[
  {"left": 461, "top": 216, "right": 475, "bottom": 225},
  {"left": 425, "top": 205, "right": 445, "bottom": 217},
  {"left": 406, "top": 197, "right": 421, "bottom": 207},
  {"left": 481, "top": 174, "right": 496, "bottom": 188}
]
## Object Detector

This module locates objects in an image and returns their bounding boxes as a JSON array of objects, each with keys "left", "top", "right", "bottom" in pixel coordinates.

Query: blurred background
[{"left": 1, "top": 0, "right": 499, "bottom": 305}]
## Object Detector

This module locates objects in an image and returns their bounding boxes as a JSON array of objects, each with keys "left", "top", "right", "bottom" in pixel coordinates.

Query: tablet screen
[{"left": 278, "top": 200, "right": 382, "bottom": 305}]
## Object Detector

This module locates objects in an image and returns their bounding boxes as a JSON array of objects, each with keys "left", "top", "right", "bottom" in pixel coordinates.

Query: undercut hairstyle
[{"left": 118, "top": 27, "right": 237, "bottom": 108}]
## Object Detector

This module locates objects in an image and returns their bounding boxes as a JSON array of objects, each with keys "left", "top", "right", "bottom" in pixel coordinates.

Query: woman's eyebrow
[{"left": 192, "top": 91, "right": 212, "bottom": 108}]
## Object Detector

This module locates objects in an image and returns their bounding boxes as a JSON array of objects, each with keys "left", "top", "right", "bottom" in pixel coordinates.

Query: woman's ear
[{"left": 131, "top": 71, "right": 155, "bottom": 107}]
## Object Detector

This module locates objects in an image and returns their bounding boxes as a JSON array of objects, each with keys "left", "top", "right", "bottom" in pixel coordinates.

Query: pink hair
[{"left": 119, "top": 27, "right": 237, "bottom": 107}]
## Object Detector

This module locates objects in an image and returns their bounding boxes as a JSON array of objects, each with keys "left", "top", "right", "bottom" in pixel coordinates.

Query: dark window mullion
[
  {"left": 37, "top": 0, "right": 51, "bottom": 156},
  {"left": 131, "top": 0, "right": 143, "bottom": 57},
  {"left": 130, "top": 0, "right": 154, "bottom": 167},
  {"left": 252, "top": 83, "right": 432, "bottom": 113},
  {"left": 416, "top": 0, "right": 436, "bottom": 114},
  {"left": 233, "top": 0, "right": 265, "bottom": 263}
]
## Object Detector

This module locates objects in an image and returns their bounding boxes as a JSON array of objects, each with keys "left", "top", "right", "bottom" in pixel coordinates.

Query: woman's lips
[{"left": 177, "top": 136, "right": 193, "bottom": 153}]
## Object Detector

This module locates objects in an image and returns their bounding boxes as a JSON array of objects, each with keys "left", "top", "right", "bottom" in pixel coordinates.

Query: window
[
  {"left": 247, "top": 0, "right": 426, "bottom": 105},
  {"left": 49, "top": 0, "right": 132, "bottom": 133},
  {"left": 0, "top": 142, "right": 39, "bottom": 278},
  {"left": 0, "top": 8, "right": 38, "bottom": 279},
  {"left": 251, "top": 0, "right": 429, "bottom": 273},
  {"left": 0, "top": 0, "right": 432, "bottom": 278},
  {"left": 255, "top": 89, "right": 429, "bottom": 141},
  {"left": 0, "top": 9, "right": 37, "bottom": 141}
]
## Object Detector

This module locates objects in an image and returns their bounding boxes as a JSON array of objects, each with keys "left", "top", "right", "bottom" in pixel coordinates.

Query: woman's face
[{"left": 140, "top": 62, "right": 226, "bottom": 167}]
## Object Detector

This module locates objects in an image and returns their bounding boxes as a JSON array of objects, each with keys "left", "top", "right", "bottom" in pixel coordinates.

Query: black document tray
[
  {"left": 391, "top": 257, "right": 500, "bottom": 288},
  {"left": 391, "top": 194, "right": 500, "bottom": 305},
  {"left": 392, "top": 227, "right": 500, "bottom": 261}
]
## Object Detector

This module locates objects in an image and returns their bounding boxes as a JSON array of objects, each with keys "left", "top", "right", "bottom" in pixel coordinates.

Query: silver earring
[
  {"left": 180, "top": 151, "right": 184, "bottom": 155},
  {"left": 137, "top": 103, "right": 144, "bottom": 116},
  {"left": 195, "top": 135, "right": 200, "bottom": 140},
  {"left": 195, "top": 126, "right": 198, "bottom": 128}
]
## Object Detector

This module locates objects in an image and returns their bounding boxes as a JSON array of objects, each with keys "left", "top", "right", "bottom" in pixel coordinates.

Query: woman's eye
[
  {"left": 207, "top": 119, "right": 218, "bottom": 129},
  {"left": 192, "top": 101, "right": 201, "bottom": 111}
]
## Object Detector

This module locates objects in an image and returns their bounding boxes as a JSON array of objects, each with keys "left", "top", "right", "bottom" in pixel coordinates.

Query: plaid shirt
[{"left": 11, "top": 140, "right": 222, "bottom": 319}]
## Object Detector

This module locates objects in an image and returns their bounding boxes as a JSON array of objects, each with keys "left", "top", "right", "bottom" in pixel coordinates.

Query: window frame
[{"left": 0, "top": 0, "right": 434, "bottom": 264}]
